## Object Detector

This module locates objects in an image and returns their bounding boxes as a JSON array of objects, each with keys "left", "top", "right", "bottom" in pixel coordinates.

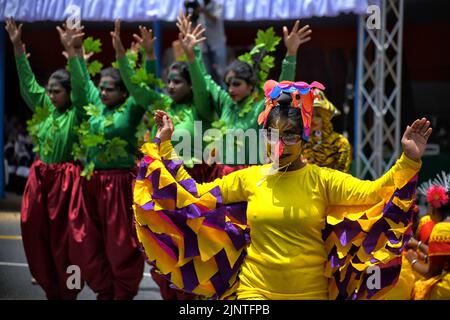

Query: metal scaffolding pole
[{"left": 355, "top": 0, "right": 404, "bottom": 179}]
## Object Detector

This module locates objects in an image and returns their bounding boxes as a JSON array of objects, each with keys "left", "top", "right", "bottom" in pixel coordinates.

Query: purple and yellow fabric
[
  {"left": 133, "top": 138, "right": 249, "bottom": 299},
  {"left": 323, "top": 174, "right": 418, "bottom": 299}
]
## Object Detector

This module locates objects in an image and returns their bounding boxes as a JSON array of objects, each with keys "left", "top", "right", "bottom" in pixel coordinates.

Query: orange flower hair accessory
[
  {"left": 426, "top": 185, "right": 449, "bottom": 208},
  {"left": 418, "top": 171, "right": 450, "bottom": 208},
  {"left": 258, "top": 80, "right": 325, "bottom": 141}
]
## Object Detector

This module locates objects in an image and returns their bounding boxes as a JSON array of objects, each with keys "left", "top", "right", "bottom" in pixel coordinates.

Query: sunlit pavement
[{"left": 0, "top": 192, "right": 161, "bottom": 300}]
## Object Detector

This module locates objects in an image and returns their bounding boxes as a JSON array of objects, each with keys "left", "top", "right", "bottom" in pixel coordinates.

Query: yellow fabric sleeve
[{"left": 324, "top": 153, "right": 421, "bottom": 206}]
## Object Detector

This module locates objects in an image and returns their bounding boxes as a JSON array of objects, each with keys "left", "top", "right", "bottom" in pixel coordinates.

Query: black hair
[
  {"left": 100, "top": 67, "right": 127, "bottom": 92},
  {"left": 49, "top": 69, "right": 71, "bottom": 93},
  {"left": 225, "top": 60, "right": 257, "bottom": 87},
  {"left": 263, "top": 92, "right": 303, "bottom": 135},
  {"left": 168, "top": 61, "right": 191, "bottom": 84}
]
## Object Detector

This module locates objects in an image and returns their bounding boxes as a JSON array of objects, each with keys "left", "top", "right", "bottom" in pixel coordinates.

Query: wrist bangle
[
  {"left": 411, "top": 258, "right": 419, "bottom": 266},
  {"left": 417, "top": 241, "right": 423, "bottom": 251}
]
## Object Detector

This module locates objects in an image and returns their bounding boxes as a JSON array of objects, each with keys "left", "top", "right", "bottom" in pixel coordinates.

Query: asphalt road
[{"left": 0, "top": 192, "right": 162, "bottom": 300}]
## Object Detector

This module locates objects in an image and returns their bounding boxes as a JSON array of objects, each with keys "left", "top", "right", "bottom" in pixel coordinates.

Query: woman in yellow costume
[
  {"left": 406, "top": 173, "right": 450, "bottom": 299},
  {"left": 133, "top": 80, "right": 432, "bottom": 300},
  {"left": 302, "top": 89, "right": 352, "bottom": 172},
  {"left": 386, "top": 172, "right": 450, "bottom": 300}
]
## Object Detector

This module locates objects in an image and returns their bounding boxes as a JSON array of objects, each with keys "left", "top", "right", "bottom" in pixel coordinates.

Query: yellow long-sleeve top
[{"left": 157, "top": 140, "right": 422, "bottom": 299}]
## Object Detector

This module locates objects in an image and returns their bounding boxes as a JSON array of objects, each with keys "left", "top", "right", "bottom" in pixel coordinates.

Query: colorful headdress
[
  {"left": 257, "top": 80, "right": 325, "bottom": 141},
  {"left": 417, "top": 171, "right": 450, "bottom": 208},
  {"left": 313, "top": 88, "right": 341, "bottom": 118}
]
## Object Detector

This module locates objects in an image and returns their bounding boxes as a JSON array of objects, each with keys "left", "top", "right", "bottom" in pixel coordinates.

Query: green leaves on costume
[
  {"left": 26, "top": 105, "right": 50, "bottom": 136},
  {"left": 203, "top": 120, "right": 227, "bottom": 143},
  {"left": 212, "top": 120, "right": 228, "bottom": 135},
  {"left": 97, "top": 137, "right": 128, "bottom": 163},
  {"left": 83, "top": 37, "right": 102, "bottom": 53},
  {"left": 81, "top": 132, "right": 105, "bottom": 147},
  {"left": 103, "top": 114, "right": 114, "bottom": 128},
  {"left": 112, "top": 49, "right": 139, "bottom": 69},
  {"left": 80, "top": 162, "right": 95, "bottom": 179},
  {"left": 238, "top": 98, "right": 254, "bottom": 118},
  {"left": 130, "top": 67, "right": 165, "bottom": 88},
  {"left": 87, "top": 60, "right": 103, "bottom": 77},
  {"left": 238, "top": 52, "right": 253, "bottom": 66},
  {"left": 135, "top": 110, "right": 154, "bottom": 146},
  {"left": 73, "top": 108, "right": 128, "bottom": 180},
  {"left": 249, "top": 43, "right": 265, "bottom": 56},
  {"left": 83, "top": 37, "right": 103, "bottom": 77},
  {"left": 238, "top": 27, "right": 281, "bottom": 104},
  {"left": 184, "top": 157, "right": 202, "bottom": 169},
  {"left": 84, "top": 103, "right": 102, "bottom": 118},
  {"left": 255, "top": 27, "right": 280, "bottom": 53},
  {"left": 26, "top": 104, "right": 54, "bottom": 156}
]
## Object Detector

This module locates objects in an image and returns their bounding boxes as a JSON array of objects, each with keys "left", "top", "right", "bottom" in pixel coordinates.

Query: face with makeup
[
  {"left": 46, "top": 78, "right": 71, "bottom": 110},
  {"left": 167, "top": 68, "right": 191, "bottom": 103},
  {"left": 99, "top": 76, "right": 127, "bottom": 108},
  {"left": 225, "top": 71, "right": 253, "bottom": 103},
  {"left": 266, "top": 116, "right": 304, "bottom": 169}
]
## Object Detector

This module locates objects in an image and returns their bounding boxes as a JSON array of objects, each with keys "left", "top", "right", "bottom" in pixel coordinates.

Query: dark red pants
[
  {"left": 21, "top": 159, "right": 82, "bottom": 300},
  {"left": 186, "top": 163, "right": 248, "bottom": 183},
  {"left": 69, "top": 169, "right": 144, "bottom": 300}
]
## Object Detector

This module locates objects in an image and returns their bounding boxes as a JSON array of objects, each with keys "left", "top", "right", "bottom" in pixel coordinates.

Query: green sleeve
[
  {"left": 78, "top": 58, "right": 102, "bottom": 106},
  {"left": 118, "top": 55, "right": 168, "bottom": 111},
  {"left": 67, "top": 57, "right": 90, "bottom": 119},
  {"left": 188, "top": 57, "right": 232, "bottom": 121},
  {"left": 15, "top": 53, "right": 52, "bottom": 112},
  {"left": 278, "top": 55, "right": 297, "bottom": 82},
  {"left": 144, "top": 59, "right": 157, "bottom": 76},
  {"left": 194, "top": 45, "right": 208, "bottom": 75}
]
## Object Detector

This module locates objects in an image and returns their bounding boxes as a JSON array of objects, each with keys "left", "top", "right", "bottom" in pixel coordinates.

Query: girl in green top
[
  {"left": 114, "top": 20, "right": 217, "bottom": 184},
  {"left": 6, "top": 18, "right": 88, "bottom": 300},
  {"left": 59, "top": 21, "right": 147, "bottom": 300},
  {"left": 177, "top": 15, "right": 312, "bottom": 176}
]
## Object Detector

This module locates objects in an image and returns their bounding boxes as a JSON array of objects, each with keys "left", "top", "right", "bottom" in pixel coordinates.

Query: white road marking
[{"left": 0, "top": 261, "right": 28, "bottom": 267}]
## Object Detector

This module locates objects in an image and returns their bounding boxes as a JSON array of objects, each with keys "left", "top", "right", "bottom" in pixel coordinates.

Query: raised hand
[
  {"left": 283, "top": 20, "right": 312, "bottom": 56},
  {"left": 176, "top": 11, "right": 192, "bottom": 37},
  {"left": 133, "top": 26, "right": 156, "bottom": 60},
  {"left": 130, "top": 41, "right": 141, "bottom": 54},
  {"left": 110, "top": 19, "right": 126, "bottom": 58},
  {"left": 5, "top": 17, "right": 25, "bottom": 55},
  {"left": 154, "top": 110, "right": 174, "bottom": 142},
  {"left": 56, "top": 23, "right": 85, "bottom": 57},
  {"left": 178, "top": 23, "right": 206, "bottom": 62},
  {"left": 401, "top": 117, "right": 432, "bottom": 161}
]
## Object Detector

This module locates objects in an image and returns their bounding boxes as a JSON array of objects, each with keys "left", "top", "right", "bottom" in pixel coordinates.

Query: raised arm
[
  {"left": 177, "top": 15, "right": 230, "bottom": 120},
  {"left": 111, "top": 19, "right": 167, "bottom": 111},
  {"left": 59, "top": 23, "right": 101, "bottom": 106},
  {"left": 6, "top": 18, "right": 51, "bottom": 112},
  {"left": 326, "top": 118, "right": 432, "bottom": 206},
  {"left": 153, "top": 110, "right": 248, "bottom": 203},
  {"left": 279, "top": 20, "right": 312, "bottom": 82},
  {"left": 132, "top": 25, "right": 157, "bottom": 75},
  {"left": 57, "top": 24, "right": 90, "bottom": 115}
]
